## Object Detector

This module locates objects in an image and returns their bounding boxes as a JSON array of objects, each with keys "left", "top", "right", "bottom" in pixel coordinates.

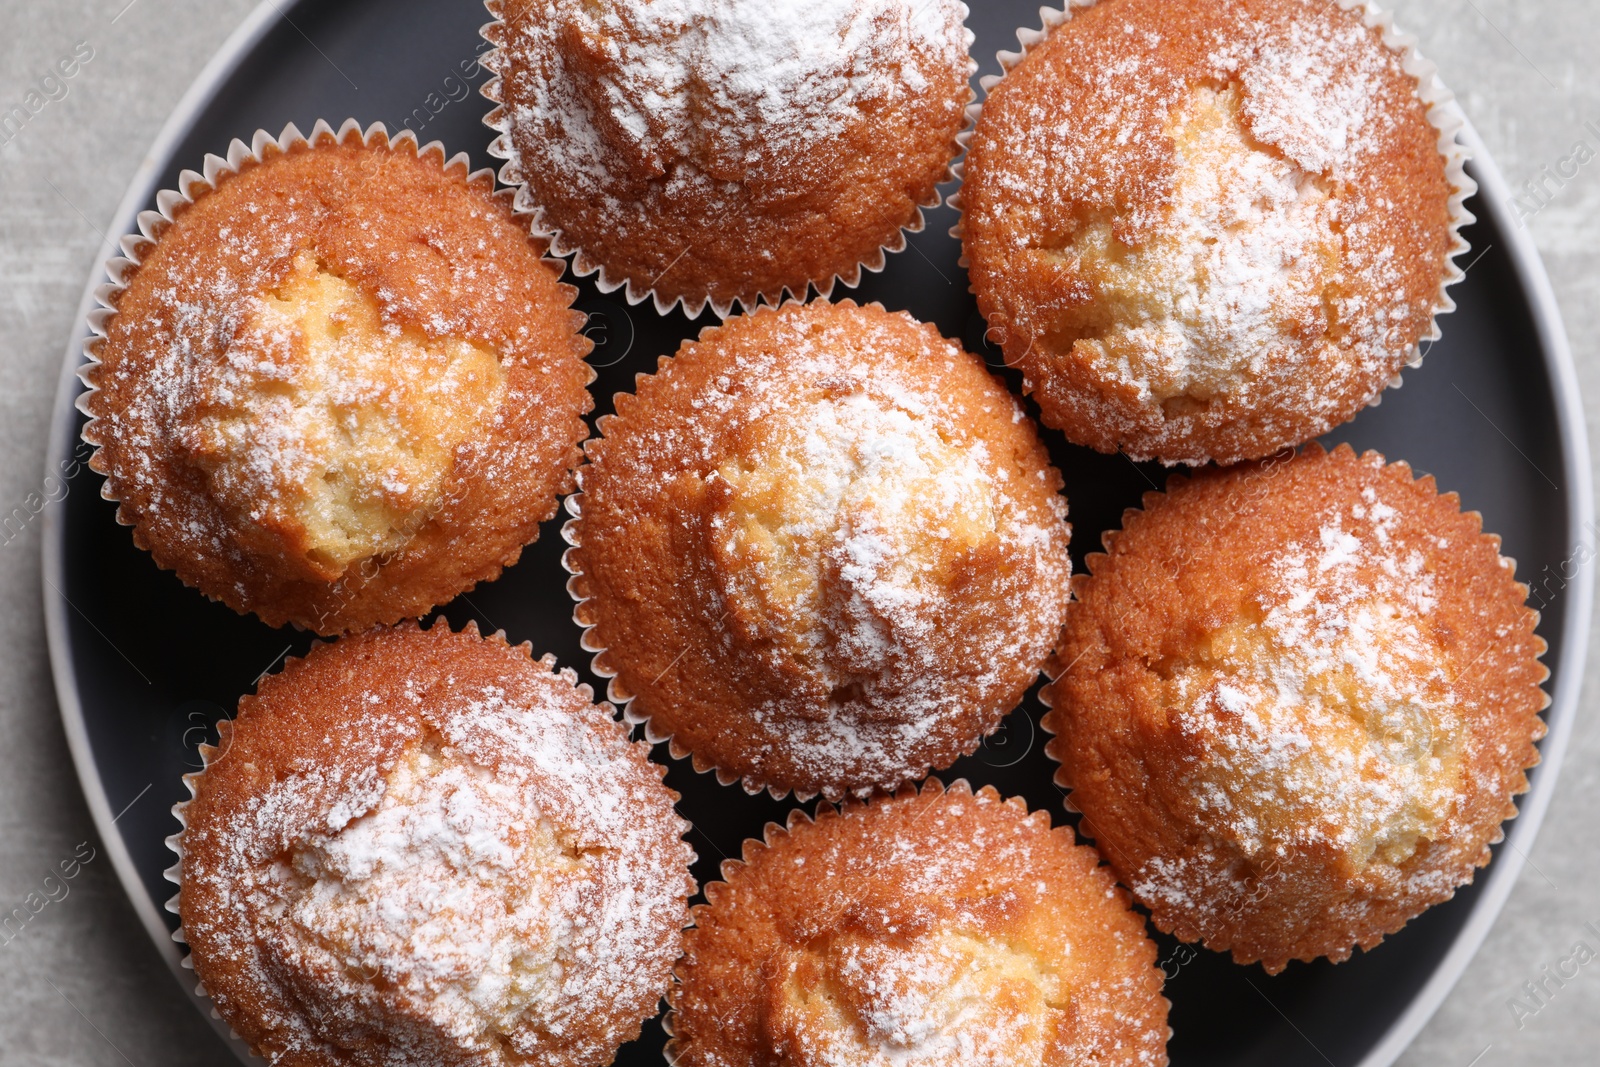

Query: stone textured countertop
[{"left": 1, "top": 1, "right": 1596, "bottom": 1064}]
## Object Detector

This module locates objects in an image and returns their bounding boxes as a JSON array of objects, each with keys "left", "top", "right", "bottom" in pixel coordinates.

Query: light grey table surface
[{"left": 2, "top": 1, "right": 1598, "bottom": 1064}]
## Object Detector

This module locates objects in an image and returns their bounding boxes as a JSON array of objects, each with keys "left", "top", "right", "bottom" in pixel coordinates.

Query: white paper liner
[
  {"left": 660, "top": 777, "right": 1176, "bottom": 1062},
  {"left": 947, "top": 0, "right": 1478, "bottom": 410},
  {"left": 164, "top": 621, "right": 695, "bottom": 1058},
  {"left": 75, "top": 118, "right": 589, "bottom": 632},
  {"left": 476, "top": 0, "right": 979, "bottom": 320},
  {"left": 166, "top": 710, "right": 255, "bottom": 1049}
]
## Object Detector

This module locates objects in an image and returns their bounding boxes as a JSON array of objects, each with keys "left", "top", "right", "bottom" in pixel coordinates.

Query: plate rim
[
  {"left": 38, "top": 3, "right": 1595, "bottom": 1064},
  {"left": 1348, "top": 119, "right": 1595, "bottom": 1067},
  {"left": 40, "top": 0, "right": 311, "bottom": 1055}
]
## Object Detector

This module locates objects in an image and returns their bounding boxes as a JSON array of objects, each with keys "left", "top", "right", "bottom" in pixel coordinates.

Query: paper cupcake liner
[
  {"left": 476, "top": 0, "right": 978, "bottom": 320},
  {"left": 164, "top": 620, "right": 693, "bottom": 1055},
  {"left": 948, "top": 0, "right": 1477, "bottom": 404},
  {"left": 660, "top": 778, "right": 1175, "bottom": 1062},
  {"left": 76, "top": 118, "right": 588, "bottom": 630},
  {"left": 165, "top": 710, "right": 249, "bottom": 1045}
]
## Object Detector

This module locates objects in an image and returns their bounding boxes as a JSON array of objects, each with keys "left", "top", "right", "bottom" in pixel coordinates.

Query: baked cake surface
[
  {"left": 669, "top": 779, "right": 1170, "bottom": 1066},
  {"left": 1043, "top": 445, "right": 1547, "bottom": 971},
  {"left": 488, "top": 0, "right": 973, "bottom": 314},
  {"left": 85, "top": 125, "right": 592, "bottom": 633},
  {"left": 569, "top": 301, "right": 1073, "bottom": 799},
  {"left": 177, "top": 621, "right": 694, "bottom": 1067},
  {"left": 962, "top": 0, "right": 1459, "bottom": 465}
]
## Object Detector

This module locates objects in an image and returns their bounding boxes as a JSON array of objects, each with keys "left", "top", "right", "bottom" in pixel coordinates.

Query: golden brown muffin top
[
  {"left": 85, "top": 123, "right": 592, "bottom": 634},
  {"left": 176, "top": 621, "right": 694, "bottom": 1067},
  {"left": 569, "top": 301, "right": 1072, "bottom": 800},
  {"left": 486, "top": 0, "right": 973, "bottom": 315},
  {"left": 962, "top": 0, "right": 1460, "bottom": 465},
  {"left": 668, "top": 779, "right": 1170, "bottom": 1067},
  {"left": 1043, "top": 445, "right": 1548, "bottom": 972}
]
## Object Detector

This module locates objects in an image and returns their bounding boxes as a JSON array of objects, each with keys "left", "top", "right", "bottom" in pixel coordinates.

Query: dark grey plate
[{"left": 42, "top": 1, "right": 1594, "bottom": 1065}]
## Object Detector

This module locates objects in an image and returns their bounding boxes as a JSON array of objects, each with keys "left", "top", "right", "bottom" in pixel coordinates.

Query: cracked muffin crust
[
  {"left": 961, "top": 0, "right": 1465, "bottom": 465},
  {"left": 567, "top": 301, "right": 1073, "bottom": 800},
  {"left": 667, "top": 778, "right": 1170, "bottom": 1067},
  {"left": 83, "top": 123, "right": 593, "bottom": 634},
  {"left": 1042, "top": 445, "right": 1548, "bottom": 972},
  {"left": 485, "top": 0, "right": 974, "bottom": 315},
  {"left": 174, "top": 620, "right": 695, "bottom": 1067}
]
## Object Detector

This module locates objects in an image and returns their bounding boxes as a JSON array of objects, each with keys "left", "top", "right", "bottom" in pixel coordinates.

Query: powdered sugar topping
[
  {"left": 1067, "top": 84, "right": 1347, "bottom": 413},
  {"left": 1137, "top": 489, "right": 1466, "bottom": 913},
  {"left": 714, "top": 388, "right": 998, "bottom": 684},
  {"left": 185, "top": 670, "right": 689, "bottom": 1066},
  {"left": 580, "top": 307, "right": 1072, "bottom": 798},
  {"left": 688, "top": 787, "right": 1167, "bottom": 1066},
  {"left": 503, "top": 0, "right": 966, "bottom": 194},
  {"left": 1234, "top": 13, "right": 1389, "bottom": 176},
  {"left": 966, "top": 0, "right": 1448, "bottom": 463}
]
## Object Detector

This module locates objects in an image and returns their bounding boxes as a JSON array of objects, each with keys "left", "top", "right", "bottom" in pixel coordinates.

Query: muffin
[
  {"left": 171, "top": 620, "right": 694, "bottom": 1067},
  {"left": 667, "top": 779, "right": 1170, "bottom": 1067},
  {"left": 960, "top": 0, "right": 1471, "bottom": 466},
  {"left": 1042, "top": 445, "right": 1548, "bottom": 972},
  {"left": 567, "top": 301, "right": 1073, "bottom": 800},
  {"left": 483, "top": 0, "right": 974, "bottom": 316},
  {"left": 83, "top": 119, "right": 593, "bottom": 634}
]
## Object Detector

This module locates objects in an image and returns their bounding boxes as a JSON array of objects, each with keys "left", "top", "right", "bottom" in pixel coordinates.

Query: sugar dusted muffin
[
  {"left": 567, "top": 301, "right": 1073, "bottom": 800},
  {"left": 484, "top": 0, "right": 974, "bottom": 316},
  {"left": 83, "top": 120, "right": 592, "bottom": 634},
  {"left": 667, "top": 779, "right": 1170, "bottom": 1067},
  {"left": 1043, "top": 445, "right": 1548, "bottom": 972},
  {"left": 173, "top": 621, "right": 694, "bottom": 1067},
  {"left": 961, "top": 0, "right": 1469, "bottom": 465}
]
